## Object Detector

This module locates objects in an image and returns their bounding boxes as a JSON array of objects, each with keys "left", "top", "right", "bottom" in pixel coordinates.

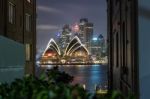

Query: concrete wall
[
  {"left": 0, "top": 36, "right": 25, "bottom": 83},
  {"left": 138, "top": 1, "right": 150, "bottom": 99}
]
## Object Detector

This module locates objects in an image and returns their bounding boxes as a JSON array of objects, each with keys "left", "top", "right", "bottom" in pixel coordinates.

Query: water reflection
[{"left": 36, "top": 64, "right": 107, "bottom": 93}]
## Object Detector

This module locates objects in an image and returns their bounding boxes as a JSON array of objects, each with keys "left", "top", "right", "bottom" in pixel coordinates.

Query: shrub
[
  {"left": 46, "top": 66, "right": 73, "bottom": 84},
  {"left": 0, "top": 67, "right": 136, "bottom": 99}
]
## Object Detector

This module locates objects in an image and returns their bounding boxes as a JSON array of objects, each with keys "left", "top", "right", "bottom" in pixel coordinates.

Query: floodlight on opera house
[{"left": 42, "top": 38, "right": 61, "bottom": 56}]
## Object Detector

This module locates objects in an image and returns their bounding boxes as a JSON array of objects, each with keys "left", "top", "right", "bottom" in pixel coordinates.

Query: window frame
[
  {"left": 25, "top": 44, "right": 31, "bottom": 61},
  {"left": 8, "top": 2, "right": 15, "bottom": 24},
  {"left": 25, "top": 13, "right": 31, "bottom": 32},
  {"left": 27, "top": 0, "right": 31, "bottom": 3}
]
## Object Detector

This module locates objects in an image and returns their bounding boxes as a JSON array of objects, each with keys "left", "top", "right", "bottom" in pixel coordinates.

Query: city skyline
[
  {"left": 39, "top": 17, "right": 107, "bottom": 64},
  {"left": 37, "top": 0, "right": 107, "bottom": 55}
]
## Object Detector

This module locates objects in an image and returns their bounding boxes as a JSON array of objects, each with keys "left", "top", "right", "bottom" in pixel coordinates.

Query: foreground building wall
[
  {"left": 107, "top": 0, "right": 139, "bottom": 96},
  {"left": 0, "top": 36, "right": 25, "bottom": 83},
  {"left": 108, "top": 0, "right": 150, "bottom": 98},
  {"left": 138, "top": 0, "right": 150, "bottom": 98},
  {"left": 0, "top": 0, "right": 36, "bottom": 75}
]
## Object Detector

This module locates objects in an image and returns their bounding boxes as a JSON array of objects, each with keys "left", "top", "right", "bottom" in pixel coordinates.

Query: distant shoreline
[{"left": 39, "top": 63, "right": 107, "bottom": 65}]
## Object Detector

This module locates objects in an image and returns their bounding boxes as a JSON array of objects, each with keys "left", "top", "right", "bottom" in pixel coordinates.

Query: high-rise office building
[
  {"left": 0, "top": 0, "right": 36, "bottom": 74},
  {"left": 84, "top": 23, "right": 93, "bottom": 54},
  {"left": 90, "top": 34, "right": 107, "bottom": 62},
  {"left": 78, "top": 18, "right": 93, "bottom": 54},
  {"left": 79, "top": 18, "right": 88, "bottom": 43},
  {"left": 91, "top": 37, "right": 101, "bottom": 60},
  {"left": 58, "top": 24, "right": 72, "bottom": 54},
  {"left": 91, "top": 34, "right": 104, "bottom": 55}
]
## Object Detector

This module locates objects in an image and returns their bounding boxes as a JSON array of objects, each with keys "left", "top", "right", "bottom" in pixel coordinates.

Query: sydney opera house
[{"left": 40, "top": 36, "right": 90, "bottom": 64}]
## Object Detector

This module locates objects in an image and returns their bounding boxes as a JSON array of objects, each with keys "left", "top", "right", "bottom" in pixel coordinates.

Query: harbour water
[{"left": 36, "top": 64, "right": 108, "bottom": 93}]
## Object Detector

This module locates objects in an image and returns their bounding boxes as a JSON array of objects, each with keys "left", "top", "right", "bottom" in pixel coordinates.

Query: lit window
[
  {"left": 25, "top": 13, "right": 31, "bottom": 31},
  {"left": 27, "top": 0, "right": 31, "bottom": 3},
  {"left": 25, "top": 44, "right": 31, "bottom": 61},
  {"left": 8, "top": 2, "right": 15, "bottom": 24}
]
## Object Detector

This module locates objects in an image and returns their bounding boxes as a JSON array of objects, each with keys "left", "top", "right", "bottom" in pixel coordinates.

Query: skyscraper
[
  {"left": 58, "top": 24, "right": 72, "bottom": 54},
  {"left": 91, "top": 36, "right": 102, "bottom": 55},
  {"left": 79, "top": 18, "right": 88, "bottom": 43},
  {"left": 79, "top": 18, "right": 93, "bottom": 54},
  {"left": 84, "top": 23, "right": 93, "bottom": 54},
  {"left": 90, "top": 34, "right": 106, "bottom": 62}
]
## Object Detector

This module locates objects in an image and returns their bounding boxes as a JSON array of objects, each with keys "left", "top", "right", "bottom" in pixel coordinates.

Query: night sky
[{"left": 36, "top": 0, "right": 107, "bottom": 55}]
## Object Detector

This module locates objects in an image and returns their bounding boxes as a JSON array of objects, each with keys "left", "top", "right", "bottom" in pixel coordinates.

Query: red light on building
[
  {"left": 47, "top": 53, "right": 52, "bottom": 56},
  {"left": 72, "top": 23, "right": 79, "bottom": 32}
]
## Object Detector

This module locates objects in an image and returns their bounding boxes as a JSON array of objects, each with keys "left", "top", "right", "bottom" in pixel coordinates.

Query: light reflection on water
[{"left": 36, "top": 64, "right": 108, "bottom": 93}]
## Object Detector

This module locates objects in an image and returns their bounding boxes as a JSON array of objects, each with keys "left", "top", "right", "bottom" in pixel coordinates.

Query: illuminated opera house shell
[
  {"left": 41, "top": 36, "right": 89, "bottom": 63},
  {"left": 64, "top": 36, "right": 89, "bottom": 56},
  {"left": 42, "top": 38, "right": 61, "bottom": 57}
]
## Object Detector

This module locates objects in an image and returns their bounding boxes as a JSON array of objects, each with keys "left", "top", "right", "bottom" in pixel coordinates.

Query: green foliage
[
  {"left": 94, "top": 90, "right": 137, "bottom": 99},
  {"left": 46, "top": 66, "right": 73, "bottom": 84},
  {"left": 0, "top": 67, "right": 88, "bottom": 99},
  {"left": 0, "top": 66, "right": 136, "bottom": 99}
]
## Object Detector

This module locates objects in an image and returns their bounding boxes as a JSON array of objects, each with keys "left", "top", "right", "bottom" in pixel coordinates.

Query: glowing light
[
  {"left": 93, "top": 61, "right": 100, "bottom": 64},
  {"left": 72, "top": 23, "right": 79, "bottom": 32},
  {"left": 61, "top": 59, "right": 66, "bottom": 63},
  {"left": 36, "top": 61, "right": 40, "bottom": 64},
  {"left": 83, "top": 84, "right": 86, "bottom": 90},
  {"left": 47, "top": 65, "right": 52, "bottom": 69},
  {"left": 48, "top": 61, "right": 52, "bottom": 64},
  {"left": 74, "top": 24, "right": 79, "bottom": 30},
  {"left": 93, "top": 37, "right": 98, "bottom": 41},
  {"left": 56, "top": 32, "right": 61, "bottom": 37},
  {"left": 47, "top": 53, "right": 52, "bottom": 56}
]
